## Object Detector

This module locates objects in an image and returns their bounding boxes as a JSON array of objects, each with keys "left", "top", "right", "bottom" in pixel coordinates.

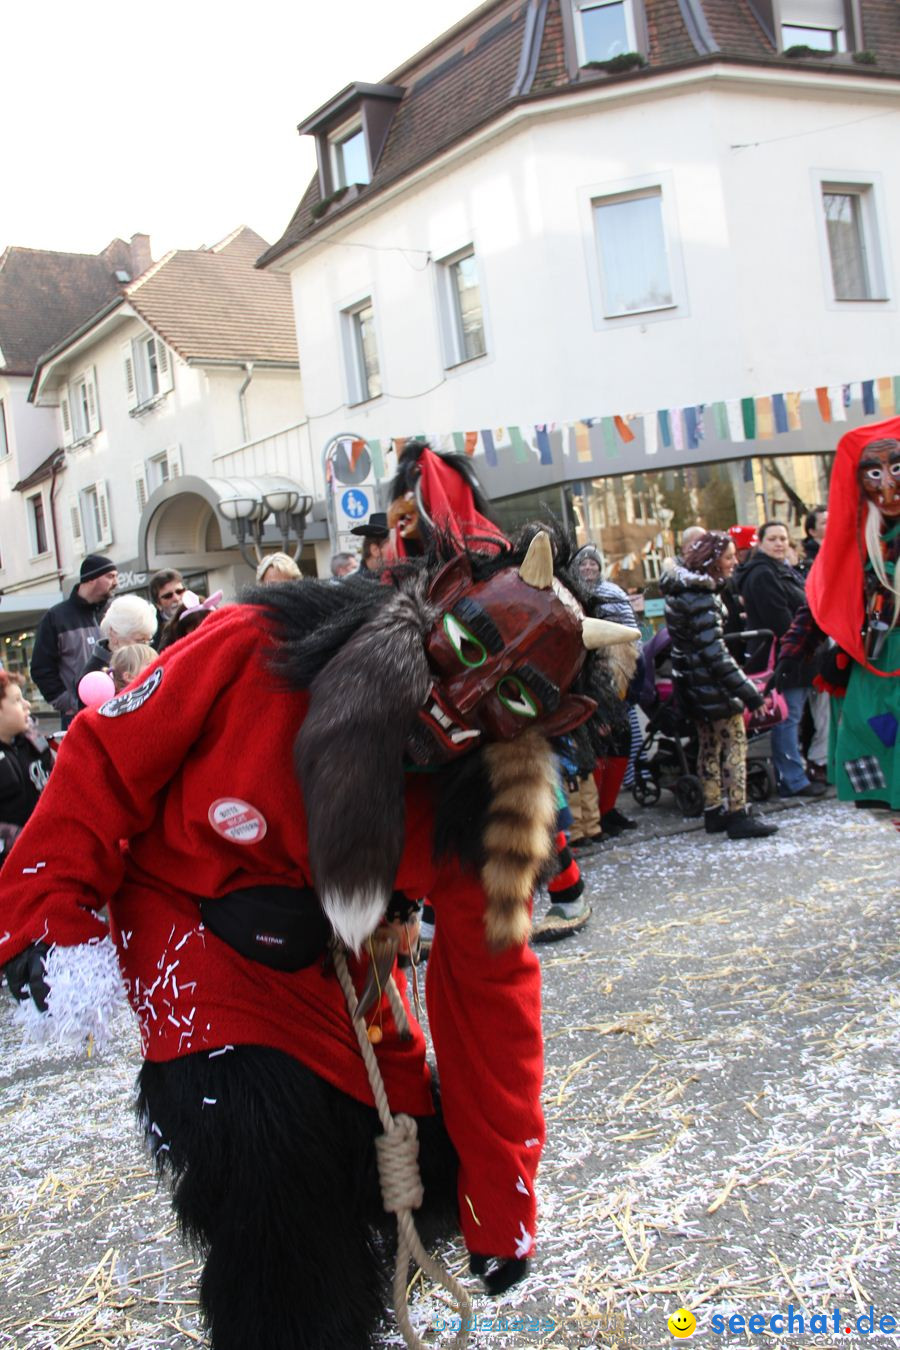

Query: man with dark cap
[
  {"left": 31, "top": 554, "right": 118, "bottom": 727},
  {"left": 350, "top": 511, "right": 389, "bottom": 580}
]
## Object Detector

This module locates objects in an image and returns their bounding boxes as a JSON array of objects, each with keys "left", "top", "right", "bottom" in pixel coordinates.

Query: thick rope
[{"left": 333, "top": 943, "right": 473, "bottom": 1350}]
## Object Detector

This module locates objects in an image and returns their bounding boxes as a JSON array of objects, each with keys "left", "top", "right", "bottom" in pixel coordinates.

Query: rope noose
[{"left": 332, "top": 943, "right": 473, "bottom": 1350}]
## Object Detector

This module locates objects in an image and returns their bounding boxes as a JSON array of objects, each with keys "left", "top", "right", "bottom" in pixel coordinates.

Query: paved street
[{"left": 1, "top": 796, "right": 897, "bottom": 1349}]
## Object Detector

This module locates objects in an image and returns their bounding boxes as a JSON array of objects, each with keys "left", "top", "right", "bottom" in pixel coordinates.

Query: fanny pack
[{"left": 200, "top": 885, "right": 331, "bottom": 972}]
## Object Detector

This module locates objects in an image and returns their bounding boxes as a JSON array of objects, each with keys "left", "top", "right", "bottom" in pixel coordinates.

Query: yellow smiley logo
[{"left": 668, "top": 1307, "right": 697, "bottom": 1338}]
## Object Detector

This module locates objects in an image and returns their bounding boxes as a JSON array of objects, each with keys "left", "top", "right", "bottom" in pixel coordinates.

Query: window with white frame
[
  {"left": 134, "top": 445, "right": 183, "bottom": 510},
  {"left": 0, "top": 398, "right": 9, "bottom": 458},
  {"left": 343, "top": 300, "right": 381, "bottom": 404},
  {"left": 781, "top": 0, "right": 847, "bottom": 51},
  {"left": 70, "top": 480, "right": 112, "bottom": 553},
  {"left": 821, "top": 182, "right": 886, "bottom": 300},
  {"left": 123, "top": 332, "right": 174, "bottom": 411},
  {"left": 573, "top": 0, "right": 636, "bottom": 64},
  {"left": 27, "top": 492, "right": 49, "bottom": 557},
  {"left": 439, "top": 248, "right": 487, "bottom": 367},
  {"left": 59, "top": 367, "right": 100, "bottom": 446},
  {"left": 330, "top": 120, "right": 370, "bottom": 190},
  {"left": 593, "top": 186, "right": 674, "bottom": 316}
]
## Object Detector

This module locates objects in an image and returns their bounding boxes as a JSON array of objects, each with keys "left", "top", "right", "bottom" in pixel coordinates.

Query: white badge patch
[
  {"left": 208, "top": 798, "right": 268, "bottom": 845},
  {"left": 98, "top": 667, "right": 163, "bottom": 718}
]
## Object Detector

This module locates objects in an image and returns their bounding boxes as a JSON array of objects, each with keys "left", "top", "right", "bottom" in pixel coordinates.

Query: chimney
[{"left": 130, "top": 233, "right": 152, "bottom": 278}]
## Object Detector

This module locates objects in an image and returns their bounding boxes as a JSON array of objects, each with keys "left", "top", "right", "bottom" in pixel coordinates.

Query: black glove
[
  {"left": 815, "top": 645, "right": 852, "bottom": 691},
  {"left": 469, "top": 1253, "right": 529, "bottom": 1296},
  {"left": 763, "top": 658, "right": 797, "bottom": 694},
  {"left": 563, "top": 771, "right": 580, "bottom": 794},
  {"left": 746, "top": 687, "right": 765, "bottom": 712},
  {"left": 4, "top": 941, "right": 50, "bottom": 1012}
]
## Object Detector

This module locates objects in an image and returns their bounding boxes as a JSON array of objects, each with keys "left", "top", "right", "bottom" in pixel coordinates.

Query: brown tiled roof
[
  {"left": 127, "top": 235, "right": 298, "bottom": 366},
  {"left": 261, "top": 0, "right": 900, "bottom": 269},
  {"left": 0, "top": 246, "right": 128, "bottom": 377},
  {"left": 701, "top": 0, "right": 775, "bottom": 57}
]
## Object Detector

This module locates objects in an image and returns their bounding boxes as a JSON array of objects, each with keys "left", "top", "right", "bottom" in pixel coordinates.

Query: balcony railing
[{"left": 212, "top": 422, "right": 322, "bottom": 496}]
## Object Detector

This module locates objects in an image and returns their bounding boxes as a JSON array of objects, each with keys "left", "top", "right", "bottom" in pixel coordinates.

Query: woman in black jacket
[
  {"left": 661, "top": 532, "right": 777, "bottom": 840},
  {"left": 736, "top": 521, "right": 825, "bottom": 799}
]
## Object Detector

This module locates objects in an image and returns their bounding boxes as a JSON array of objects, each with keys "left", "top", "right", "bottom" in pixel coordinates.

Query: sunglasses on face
[{"left": 159, "top": 586, "right": 186, "bottom": 602}]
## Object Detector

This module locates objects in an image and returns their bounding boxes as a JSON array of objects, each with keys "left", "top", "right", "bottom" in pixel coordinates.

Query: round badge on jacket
[{"left": 208, "top": 798, "right": 268, "bottom": 844}]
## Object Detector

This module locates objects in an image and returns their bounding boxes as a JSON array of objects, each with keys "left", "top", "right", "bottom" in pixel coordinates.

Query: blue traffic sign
[{"left": 340, "top": 488, "right": 369, "bottom": 520}]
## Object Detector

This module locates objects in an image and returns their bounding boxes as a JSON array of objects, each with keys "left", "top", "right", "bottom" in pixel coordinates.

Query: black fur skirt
[{"left": 136, "top": 1045, "right": 458, "bottom": 1350}]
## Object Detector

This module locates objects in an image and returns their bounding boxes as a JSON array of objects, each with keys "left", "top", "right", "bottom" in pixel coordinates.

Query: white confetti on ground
[{"left": 1, "top": 800, "right": 897, "bottom": 1348}]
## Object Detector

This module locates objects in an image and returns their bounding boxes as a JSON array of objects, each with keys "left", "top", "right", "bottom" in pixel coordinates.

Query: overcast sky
[{"left": 2, "top": 0, "right": 478, "bottom": 259}]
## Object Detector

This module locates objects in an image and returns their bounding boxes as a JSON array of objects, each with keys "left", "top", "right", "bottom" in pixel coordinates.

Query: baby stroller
[{"left": 631, "top": 628, "right": 776, "bottom": 816}]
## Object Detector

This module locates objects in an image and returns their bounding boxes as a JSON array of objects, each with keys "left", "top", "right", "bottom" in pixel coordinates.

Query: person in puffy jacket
[
  {"left": 736, "top": 522, "right": 826, "bottom": 798},
  {"left": 661, "top": 532, "right": 777, "bottom": 840}
]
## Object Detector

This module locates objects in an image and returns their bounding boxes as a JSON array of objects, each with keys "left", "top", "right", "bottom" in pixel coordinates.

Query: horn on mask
[
  {"left": 518, "top": 531, "right": 554, "bottom": 589},
  {"left": 582, "top": 617, "right": 641, "bottom": 649}
]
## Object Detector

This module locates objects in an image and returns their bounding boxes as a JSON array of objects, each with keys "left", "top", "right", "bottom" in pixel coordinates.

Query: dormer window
[
  {"left": 780, "top": 1, "right": 848, "bottom": 51},
  {"left": 330, "top": 120, "right": 370, "bottom": 189},
  {"left": 573, "top": 0, "right": 637, "bottom": 65},
  {"left": 298, "top": 82, "right": 404, "bottom": 211}
]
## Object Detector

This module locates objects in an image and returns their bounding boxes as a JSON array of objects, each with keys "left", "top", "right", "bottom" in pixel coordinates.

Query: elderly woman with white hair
[{"left": 76, "top": 594, "right": 158, "bottom": 701}]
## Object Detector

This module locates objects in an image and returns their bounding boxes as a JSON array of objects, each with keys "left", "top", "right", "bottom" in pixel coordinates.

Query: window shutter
[
  {"left": 122, "top": 341, "right": 138, "bottom": 410},
  {"left": 166, "top": 444, "right": 183, "bottom": 478},
  {"left": 60, "top": 389, "right": 74, "bottom": 446},
  {"left": 86, "top": 365, "right": 101, "bottom": 433},
  {"left": 95, "top": 479, "right": 113, "bottom": 546},
  {"left": 133, "top": 462, "right": 149, "bottom": 512},
  {"left": 68, "top": 493, "right": 84, "bottom": 552},
  {"left": 156, "top": 338, "right": 174, "bottom": 394}
]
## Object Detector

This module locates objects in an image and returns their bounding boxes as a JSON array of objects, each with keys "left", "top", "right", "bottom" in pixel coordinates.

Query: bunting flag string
[{"left": 360, "top": 373, "right": 899, "bottom": 480}]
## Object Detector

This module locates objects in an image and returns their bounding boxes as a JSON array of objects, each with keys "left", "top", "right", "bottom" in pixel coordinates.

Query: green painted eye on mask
[
  {"left": 443, "top": 612, "right": 488, "bottom": 668},
  {"left": 496, "top": 676, "right": 539, "bottom": 718}
]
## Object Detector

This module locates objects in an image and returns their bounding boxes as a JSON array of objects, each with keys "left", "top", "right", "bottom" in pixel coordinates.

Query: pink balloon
[{"left": 78, "top": 670, "right": 116, "bottom": 708}]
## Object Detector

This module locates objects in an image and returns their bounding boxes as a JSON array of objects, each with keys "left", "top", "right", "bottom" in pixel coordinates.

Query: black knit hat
[{"left": 80, "top": 554, "right": 117, "bottom": 582}]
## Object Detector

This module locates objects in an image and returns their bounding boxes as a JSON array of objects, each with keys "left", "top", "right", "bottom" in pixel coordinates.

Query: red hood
[
  {"left": 807, "top": 416, "right": 900, "bottom": 676},
  {"left": 390, "top": 447, "right": 506, "bottom": 559}
]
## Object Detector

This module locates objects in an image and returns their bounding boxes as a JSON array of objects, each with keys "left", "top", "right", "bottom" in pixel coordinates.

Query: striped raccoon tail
[{"left": 480, "top": 730, "right": 559, "bottom": 949}]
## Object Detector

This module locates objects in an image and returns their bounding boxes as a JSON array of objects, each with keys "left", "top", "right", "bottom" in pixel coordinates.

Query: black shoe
[
  {"left": 778, "top": 781, "right": 827, "bottom": 799},
  {"left": 602, "top": 808, "right": 637, "bottom": 832},
  {"left": 704, "top": 806, "right": 728, "bottom": 834},
  {"left": 599, "top": 815, "right": 622, "bottom": 837},
  {"left": 726, "top": 808, "right": 778, "bottom": 839}
]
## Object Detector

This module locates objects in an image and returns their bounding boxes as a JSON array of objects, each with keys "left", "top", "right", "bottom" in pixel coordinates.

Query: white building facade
[{"left": 262, "top": 0, "right": 900, "bottom": 582}]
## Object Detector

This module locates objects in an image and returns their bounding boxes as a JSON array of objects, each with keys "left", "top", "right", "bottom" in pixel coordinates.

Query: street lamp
[{"left": 217, "top": 485, "right": 312, "bottom": 569}]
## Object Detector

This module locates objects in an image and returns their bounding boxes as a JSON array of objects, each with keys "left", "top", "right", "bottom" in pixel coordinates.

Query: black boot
[
  {"left": 602, "top": 808, "right": 637, "bottom": 832},
  {"left": 726, "top": 807, "right": 778, "bottom": 839},
  {"left": 704, "top": 806, "right": 728, "bottom": 834}
]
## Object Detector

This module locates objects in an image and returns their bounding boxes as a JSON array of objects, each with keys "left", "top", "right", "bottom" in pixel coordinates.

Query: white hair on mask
[{"left": 863, "top": 500, "right": 900, "bottom": 630}]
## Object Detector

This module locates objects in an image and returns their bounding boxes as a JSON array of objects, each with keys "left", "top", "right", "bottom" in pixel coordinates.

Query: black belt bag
[{"left": 200, "top": 885, "right": 331, "bottom": 972}]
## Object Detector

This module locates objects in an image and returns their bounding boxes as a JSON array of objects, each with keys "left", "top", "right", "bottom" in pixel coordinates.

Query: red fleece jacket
[{"left": 0, "top": 605, "right": 544, "bottom": 1258}]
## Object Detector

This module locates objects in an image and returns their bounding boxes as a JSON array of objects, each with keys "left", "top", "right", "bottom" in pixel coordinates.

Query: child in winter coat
[{"left": 0, "top": 672, "right": 53, "bottom": 868}]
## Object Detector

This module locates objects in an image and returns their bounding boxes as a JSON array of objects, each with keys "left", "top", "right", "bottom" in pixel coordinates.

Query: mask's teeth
[{"left": 450, "top": 728, "right": 480, "bottom": 744}]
